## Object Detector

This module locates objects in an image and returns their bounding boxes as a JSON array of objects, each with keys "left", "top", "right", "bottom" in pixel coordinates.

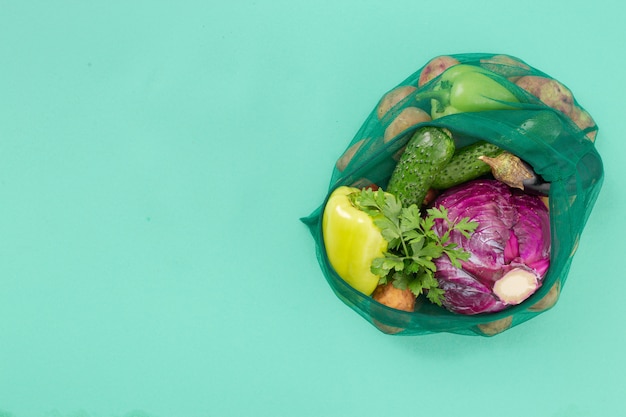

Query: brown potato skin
[
  {"left": 569, "top": 106, "right": 598, "bottom": 142},
  {"left": 335, "top": 139, "right": 365, "bottom": 172},
  {"left": 528, "top": 281, "right": 561, "bottom": 312},
  {"left": 383, "top": 107, "right": 431, "bottom": 143},
  {"left": 515, "top": 75, "right": 575, "bottom": 116},
  {"left": 477, "top": 316, "right": 513, "bottom": 336},
  {"left": 371, "top": 282, "right": 417, "bottom": 335},
  {"left": 418, "top": 55, "right": 460, "bottom": 87},
  {"left": 377, "top": 85, "right": 418, "bottom": 120},
  {"left": 480, "top": 54, "right": 530, "bottom": 81},
  {"left": 516, "top": 76, "right": 597, "bottom": 141},
  {"left": 372, "top": 282, "right": 416, "bottom": 312}
]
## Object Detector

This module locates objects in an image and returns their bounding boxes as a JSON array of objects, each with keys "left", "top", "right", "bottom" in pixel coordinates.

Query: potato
[
  {"left": 372, "top": 283, "right": 420, "bottom": 335},
  {"left": 383, "top": 107, "right": 431, "bottom": 143},
  {"left": 372, "top": 282, "right": 416, "bottom": 312},
  {"left": 515, "top": 75, "right": 575, "bottom": 116},
  {"left": 372, "top": 319, "right": 406, "bottom": 335},
  {"left": 569, "top": 105, "right": 598, "bottom": 142},
  {"left": 477, "top": 316, "right": 513, "bottom": 336},
  {"left": 516, "top": 76, "right": 598, "bottom": 142},
  {"left": 335, "top": 139, "right": 365, "bottom": 172},
  {"left": 479, "top": 54, "right": 530, "bottom": 81},
  {"left": 528, "top": 281, "right": 561, "bottom": 312},
  {"left": 417, "top": 55, "right": 460, "bottom": 87},
  {"left": 377, "top": 85, "right": 417, "bottom": 119}
]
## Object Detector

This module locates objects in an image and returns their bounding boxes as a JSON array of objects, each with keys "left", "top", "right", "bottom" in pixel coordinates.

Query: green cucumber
[
  {"left": 387, "top": 127, "right": 455, "bottom": 207},
  {"left": 431, "top": 141, "right": 503, "bottom": 190}
]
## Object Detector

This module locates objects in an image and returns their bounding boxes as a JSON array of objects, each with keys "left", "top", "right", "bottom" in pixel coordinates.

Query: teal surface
[{"left": 1, "top": 1, "right": 624, "bottom": 416}]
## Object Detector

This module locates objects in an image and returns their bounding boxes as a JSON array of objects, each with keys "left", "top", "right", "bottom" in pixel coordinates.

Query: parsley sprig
[{"left": 349, "top": 188, "right": 477, "bottom": 306}]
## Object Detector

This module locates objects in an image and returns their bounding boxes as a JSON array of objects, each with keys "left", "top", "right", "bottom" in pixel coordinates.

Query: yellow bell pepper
[{"left": 322, "top": 186, "right": 388, "bottom": 295}]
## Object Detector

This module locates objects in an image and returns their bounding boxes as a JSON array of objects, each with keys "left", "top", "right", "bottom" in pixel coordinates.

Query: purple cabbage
[{"left": 431, "top": 179, "right": 551, "bottom": 315}]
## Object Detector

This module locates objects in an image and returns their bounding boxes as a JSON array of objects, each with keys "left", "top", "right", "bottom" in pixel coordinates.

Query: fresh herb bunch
[{"left": 349, "top": 188, "right": 478, "bottom": 306}]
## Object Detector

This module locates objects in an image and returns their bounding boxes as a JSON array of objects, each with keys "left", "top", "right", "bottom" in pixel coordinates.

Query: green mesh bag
[{"left": 301, "top": 53, "right": 603, "bottom": 336}]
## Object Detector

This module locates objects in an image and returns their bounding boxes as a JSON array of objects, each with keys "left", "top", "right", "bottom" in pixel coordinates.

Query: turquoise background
[{"left": 1, "top": 1, "right": 624, "bottom": 416}]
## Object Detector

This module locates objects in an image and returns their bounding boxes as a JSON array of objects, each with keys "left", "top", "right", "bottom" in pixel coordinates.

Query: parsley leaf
[{"left": 351, "top": 189, "right": 477, "bottom": 306}]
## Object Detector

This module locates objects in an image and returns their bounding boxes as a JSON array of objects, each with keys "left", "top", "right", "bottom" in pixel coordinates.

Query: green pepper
[
  {"left": 422, "top": 64, "right": 520, "bottom": 119},
  {"left": 322, "top": 186, "right": 388, "bottom": 295}
]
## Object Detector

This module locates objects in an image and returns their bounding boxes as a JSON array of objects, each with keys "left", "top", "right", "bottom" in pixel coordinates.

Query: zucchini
[
  {"left": 387, "top": 127, "right": 455, "bottom": 207},
  {"left": 432, "top": 141, "right": 503, "bottom": 190}
]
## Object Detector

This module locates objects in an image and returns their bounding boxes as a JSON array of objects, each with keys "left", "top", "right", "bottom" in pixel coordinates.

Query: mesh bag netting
[{"left": 302, "top": 53, "right": 603, "bottom": 336}]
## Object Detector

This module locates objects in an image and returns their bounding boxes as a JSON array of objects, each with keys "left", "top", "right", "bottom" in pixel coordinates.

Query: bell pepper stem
[{"left": 413, "top": 89, "right": 450, "bottom": 108}]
